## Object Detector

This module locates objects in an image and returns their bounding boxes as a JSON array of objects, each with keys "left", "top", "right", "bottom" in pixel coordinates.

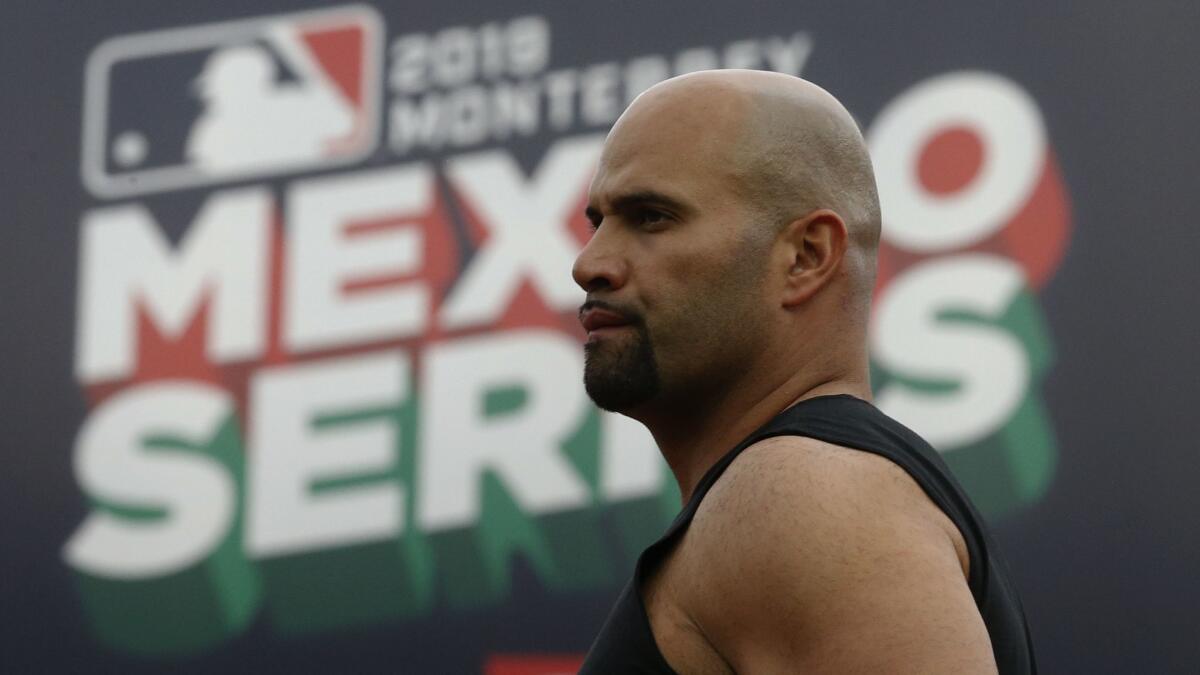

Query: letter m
[{"left": 76, "top": 188, "right": 271, "bottom": 384}]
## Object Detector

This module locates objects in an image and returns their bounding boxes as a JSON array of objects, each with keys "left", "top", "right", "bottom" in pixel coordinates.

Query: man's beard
[{"left": 583, "top": 322, "right": 661, "bottom": 412}]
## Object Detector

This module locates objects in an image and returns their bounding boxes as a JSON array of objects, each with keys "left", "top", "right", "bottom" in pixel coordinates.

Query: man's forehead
[
  {"left": 590, "top": 133, "right": 732, "bottom": 209},
  {"left": 587, "top": 81, "right": 756, "bottom": 209},
  {"left": 588, "top": 153, "right": 699, "bottom": 213}
]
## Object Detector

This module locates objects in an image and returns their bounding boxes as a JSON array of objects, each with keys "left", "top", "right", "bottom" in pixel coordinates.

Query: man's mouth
[{"left": 578, "top": 303, "right": 636, "bottom": 334}]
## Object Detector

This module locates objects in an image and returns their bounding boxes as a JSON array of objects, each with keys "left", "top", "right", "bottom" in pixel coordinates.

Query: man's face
[{"left": 573, "top": 98, "right": 775, "bottom": 414}]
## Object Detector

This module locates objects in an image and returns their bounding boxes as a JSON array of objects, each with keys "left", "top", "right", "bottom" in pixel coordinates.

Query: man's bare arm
[{"left": 676, "top": 436, "right": 997, "bottom": 674}]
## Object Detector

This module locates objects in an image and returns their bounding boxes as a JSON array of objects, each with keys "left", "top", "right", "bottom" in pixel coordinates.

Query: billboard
[{"left": 3, "top": 2, "right": 1198, "bottom": 673}]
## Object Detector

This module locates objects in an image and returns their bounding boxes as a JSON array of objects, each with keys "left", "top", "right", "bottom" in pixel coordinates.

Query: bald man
[{"left": 574, "top": 71, "right": 1035, "bottom": 674}]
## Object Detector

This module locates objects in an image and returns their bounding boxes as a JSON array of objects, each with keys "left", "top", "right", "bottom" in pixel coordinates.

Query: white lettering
[
  {"left": 761, "top": 33, "right": 815, "bottom": 76},
  {"left": 285, "top": 165, "right": 432, "bottom": 353},
  {"left": 388, "top": 35, "right": 429, "bottom": 94},
  {"left": 446, "top": 85, "right": 491, "bottom": 147},
  {"left": 418, "top": 331, "right": 591, "bottom": 530},
  {"left": 544, "top": 70, "right": 579, "bottom": 131},
  {"left": 431, "top": 27, "right": 478, "bottom": 87},
  {"left": 872, "top": 255, "right": 1029, "bottom": 449},
  {"left": 439, "top": 136, "right": 600, "bottom": 329},
  {"left": 623, "top": 56, "right": 671, "bottom": 103},
  {"left": 76, "top": 189, "right": 270, "bottom": 383},
  {"left": 580, "top": 62, "right": 622, "bottom": 126},
  {"left": 674, "top": 47, "right": 719, "bottom": 74},
  {"left": 507, "top": 16, "right": 551, "bottom": 76},
  {"left": 63, "top": 382, "right": 235, "bottom": 578},
  {"left": 490, "top": 81, "right": 541, "bottom": 139},
  {"left": 600, "top": 413, "right": 665, "bottom": 501},
  {"left": 869, "top": 71, "right": 1046, "bottom": 253},
  {"left": 722, "top": 39, "right": 762, "bottom": 70},
  {"left": 388, "top": 16, "right": 551, "bottom": 94},
  {"left": 246, "top": 351, "right": 408, "bottom": 557}
]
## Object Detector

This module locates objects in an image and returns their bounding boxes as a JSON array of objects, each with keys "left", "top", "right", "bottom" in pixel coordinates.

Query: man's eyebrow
[{"left": 585, "top": 190, "right": 694, "bottom": 223}]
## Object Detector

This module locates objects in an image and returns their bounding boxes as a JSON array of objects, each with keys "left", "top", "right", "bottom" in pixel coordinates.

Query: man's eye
[{"left": 637, "top": 209, "right": 669, "bottom": 227}]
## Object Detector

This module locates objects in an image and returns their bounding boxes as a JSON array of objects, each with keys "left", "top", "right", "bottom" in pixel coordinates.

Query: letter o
[{"left": 869, "top": 71, "right": 1046, "bottom": 253}]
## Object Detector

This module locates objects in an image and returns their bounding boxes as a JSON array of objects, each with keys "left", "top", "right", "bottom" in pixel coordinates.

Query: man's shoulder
[
  {"left": 693, "top": 433, "right": 949, "bottom": 542},
  {"left": 666, "top": 434, "right": 991, "bottom": 672},
  {"left": 692, "top": 433, "right": 967, "bottom": 567}
]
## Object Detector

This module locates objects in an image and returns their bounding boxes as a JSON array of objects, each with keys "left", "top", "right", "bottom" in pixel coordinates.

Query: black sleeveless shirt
[{"left": 579, "top": 395, "right": 1036, "bottom": 674}]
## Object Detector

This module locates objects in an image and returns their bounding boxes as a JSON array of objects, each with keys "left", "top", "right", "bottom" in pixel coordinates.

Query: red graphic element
[
  {"left": 918, "top": 126, "right": 984, "bottom": 196},
  {"left": 217, "top": 205, "right": 289, "bottom": 427},
  {"left": 301, "top": 25, "right": 364, "bottom": 107},
  {"left": 876, "top": 141, "right": 1072, "bottom": 296},
  {"left": 484, "top": 654, "right": 586, "bottom": 675},
  {"left": 82, "top": 207, "right": 285, "bottom": 425},
  {"left": 261, "top": 205, "right": 291, "bottom": 367},
  {"left": 83, "top": 186, "right": 467, "bottom": 433},
  {"left": 995, "top": 151, "right": 1071, "bottom": 289},
  {"left": 444, "top": 180, "right": 588, "bottom": 340},
  {"left": 130, "top": 301, "right": 217, "bottom": 384},
  {"left": 565, "top": 183, "right": 597, "bottom": 248},
  {"left": 301, "top": 21, "right": 368, "bottom": 153},
  {"left": 84, "top": 297, "right": 223, "bottom": 408},
  {"left": 311, "top": 189, "right": 467, "bottom": 384},
  {"left": 269, "top": 181, "right": 461, "bottom": 364},
  {"left": 340, "top": 206, "right": 449, "bottom": 295}
]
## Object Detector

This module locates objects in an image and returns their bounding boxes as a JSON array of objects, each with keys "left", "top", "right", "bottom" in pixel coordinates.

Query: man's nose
[{"left": 572, "top": 230, "right": 627, "bottom": 294}]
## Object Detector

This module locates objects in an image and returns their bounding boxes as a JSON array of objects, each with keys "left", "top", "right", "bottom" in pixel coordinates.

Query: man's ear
[{"left": 780, "top": 209, "right": 848, "bottom": 308}]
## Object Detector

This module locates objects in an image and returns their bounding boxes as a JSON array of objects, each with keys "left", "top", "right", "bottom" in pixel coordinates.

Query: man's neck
[{"left": 637, "top": 364, "right": 872, "bottom": 505}]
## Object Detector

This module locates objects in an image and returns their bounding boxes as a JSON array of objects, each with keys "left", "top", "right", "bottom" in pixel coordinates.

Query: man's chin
[
  {"left": 583, "top": 366, "right": 659, "bottom": 413},
  {"left": 581, "top": 322, "right": 660, "bottom": 411},
  {"left": 584, "top": 385, "right": 647, "bottom": 413}
]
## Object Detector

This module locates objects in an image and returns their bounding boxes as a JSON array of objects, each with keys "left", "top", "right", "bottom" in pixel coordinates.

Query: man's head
[{"left": 574, "top": 70, "right": 880, "bottom": 415}]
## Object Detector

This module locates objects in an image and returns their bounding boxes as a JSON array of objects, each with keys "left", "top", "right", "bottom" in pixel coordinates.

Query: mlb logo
[{"left": 82, "top": 5, "right": 382, "bottom": 198}]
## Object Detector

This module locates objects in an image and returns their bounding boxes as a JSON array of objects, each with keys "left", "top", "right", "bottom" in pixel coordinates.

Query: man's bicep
[
  {"left": 684, "top": 439, "right": 997, "bottom": 674},
  {"left": 744, "top": 524, "right": 996, "bottom": 674}
]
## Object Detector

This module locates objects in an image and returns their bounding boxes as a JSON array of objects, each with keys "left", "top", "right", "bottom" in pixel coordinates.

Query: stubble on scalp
[{"left": 722, "top": 72, "right": 882, "bottom": 315}]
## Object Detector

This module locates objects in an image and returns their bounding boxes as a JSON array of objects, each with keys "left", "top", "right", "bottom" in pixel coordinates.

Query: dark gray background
[{"left": 3, "top": 1, "right": 1198, "bottom": 672}]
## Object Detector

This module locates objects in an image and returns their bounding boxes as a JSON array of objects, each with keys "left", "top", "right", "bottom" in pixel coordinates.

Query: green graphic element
[
  {"left": 72, "top": 288, "right": 1059, "bottom": 655},
  {"left": 72, "top": 379, "right": 685, "bottom": 654},
  {"left": 72, "top": 414, "right": 260, "bottom": 656},
  {"left": 942, "top": 389, "right": 1056, "bottom": 517},
  {"left": 606, "top": 473, "right": 681, "bottom": 565},
  {"left": 566, "top": 408, "right": 679, "bottom": 570},
  {"left": 872, "top": 287, "right": 1057, "bottom": 520},
  {"left": 427, "top": 388, "right": 615, "bottom": 609},
  {"left": 258, "top": 386, "right": 434, "bottom": 634}
]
